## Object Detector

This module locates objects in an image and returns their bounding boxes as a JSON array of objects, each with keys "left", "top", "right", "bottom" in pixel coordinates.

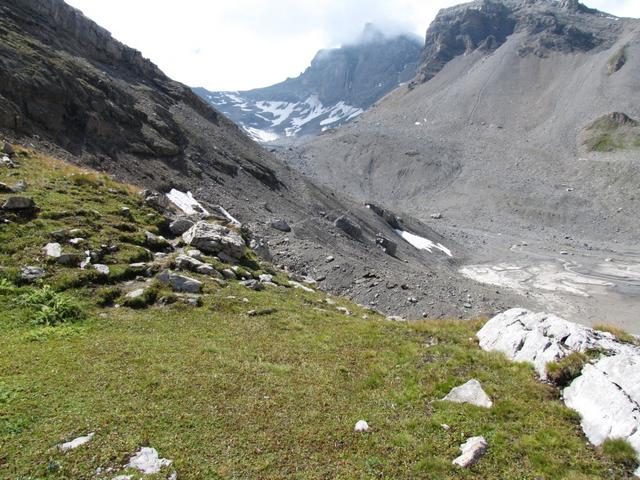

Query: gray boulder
[
  {"left": 442, "top": 379, "right": 493, "bottom": 408},
  {"left": 453, "top": 436, "right": 488, "bottom": 468},
  {"left": 3, "top": 142, "right": 15, "bottom": 156},
  {"left": 376, "top": 235, "right": 397, "bottom": 256},
  {"left": 2, "top": 196, "right": 35, "bottom": 211},
  {"left": 270, "top": 219, "right": 291, "bottom": 232},
  {"left": 169, "top": 217, "right": 195, "bottom": 236},
  {"left": 144, "top": 231, "right": 171, "bottom": 251},
  {"left": 334, "top": 215, "right": 362, "bottom": 239},
  {"left": 157, "top": 270, "right": 202, "bottom": 293},
  {"left": 57, "top": 253, "right": 82, "bottom": 267},
  {"left": 20, "top": 266, "right": 45, "bottom": 282},
  {"left": 221, "top": 269, "right": 236, "bottom": 280},
  {"left": 182, "top": 221, "right": 245, "bottom": 259}
]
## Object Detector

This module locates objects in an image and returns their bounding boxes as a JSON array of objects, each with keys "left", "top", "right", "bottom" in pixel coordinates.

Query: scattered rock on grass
[
  {"left": 2, "top": 196, "right": 35, "bottom": 211},
  {"left": 157, "top": 270, "right": 202, "bottom": 293},
  {"left": 20, "top": 266, "right": 45, "bottom": 281},
  {"left": 126, "top": 447, "right": 172, "bottom": 475},
  {"left": 183, "top": 221, "right": 245, "bottom": 259},
  {"left": 43, "top": 242, "right": 62, "bottom": 258},
  {"left": 452, "top": 436, "right": 488, "bottom": 467},
  {"left": 93, "top": 264, "right": 110, "bottom": 276},
  {"left": 58, "top": 432, "right": 95, "bottom": 452},
  {"left": 57, "top": 253, "right": 82, "bottom": 267},
  {"left": 289, "top": 280, "right": 313, "bottom": 293},
  {"left": 442, "top": 379, "right": 493, "bottom": 408},
  {"left": 354, "top": 420, "right": 370, "bottom": 432}
]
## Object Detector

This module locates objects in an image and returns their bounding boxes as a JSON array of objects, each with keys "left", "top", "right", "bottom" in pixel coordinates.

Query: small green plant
[
  {"left": 96, "top": 286, "right": 122, "bottom": 307},
  {"left": 546, "top": 352, "right": 588, "bottom": 387},
  {"left": 0, "top": 278, "right": 17, "bottom": 294},
  {"left": 17, "top": 286, "right": 85, "bottom": 326},
  {"left": 602, "top": 438, "right": 638, "bottom": 469}
]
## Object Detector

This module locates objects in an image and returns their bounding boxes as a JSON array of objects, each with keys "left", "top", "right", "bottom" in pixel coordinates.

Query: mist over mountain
[{"left": 195, "top": 24, "right": 422, "bottom": 142}]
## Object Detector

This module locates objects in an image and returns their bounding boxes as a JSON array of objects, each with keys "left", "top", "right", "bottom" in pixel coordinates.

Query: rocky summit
[
  {"left": 195, "top": 24, "right": 422, "bottom": 142},
  {"left": 1, "top": 0, "right": 640, "bottom": 478}
]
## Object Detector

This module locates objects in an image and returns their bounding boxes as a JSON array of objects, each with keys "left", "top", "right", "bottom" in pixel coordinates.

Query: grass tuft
[
  {"left": 16, "top": 285, "right": 86, "bottom": 326},
  {"left": 602, "top": 438, "right": 638, "bottom": 469},
  {"left": 594, "top": 324, "right": 640, "bottom": 346},
  {"left": 546, "top": 352, "right": 589, "bottom": 387}
]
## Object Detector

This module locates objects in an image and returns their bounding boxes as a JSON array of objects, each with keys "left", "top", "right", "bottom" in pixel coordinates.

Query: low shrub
[
  {"left": 17, "top": 285, "right": 85, "bottom": 326},
  {"left": 546, "top": 352, "right": 588, "bottom": 387}
]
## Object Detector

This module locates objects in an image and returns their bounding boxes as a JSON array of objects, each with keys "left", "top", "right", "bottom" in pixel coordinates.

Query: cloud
[{"left": 64, "top": 0, "right": 640, "bottom": 91}]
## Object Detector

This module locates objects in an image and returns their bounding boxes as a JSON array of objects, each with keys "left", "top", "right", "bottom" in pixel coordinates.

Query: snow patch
[
  {"left": 395, "top": 229, "right": 452, "bottom": 257},
  {"left": 242, "top": 126, "right": 279, "bottom": 143},
  {"left": 166, "top": 189, "right": 209, "bottom": 216}
]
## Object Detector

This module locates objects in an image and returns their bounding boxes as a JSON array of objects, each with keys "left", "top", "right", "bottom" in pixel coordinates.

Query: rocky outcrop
[
  {"left": 0, "top": 0, "right": 284, "bottom": 191},
  {"left": 182, "top": 221, "right": 245, "bottom": 259},
  {"left": 414, "top": 0, "right": 608, "bottom": 84},
  {"left": 478, "top": 308, "right": 640, "bottom": 473}
]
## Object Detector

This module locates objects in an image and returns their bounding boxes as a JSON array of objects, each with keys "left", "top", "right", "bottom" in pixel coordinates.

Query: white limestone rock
[
  {"left": 442, "top": 379, "right": 493, "bottom": 408},
  {"left": 478, "top": 308, "right": 640, "bottom": 473},
  {"left": 452, "top": 436, "right": 487, "bottom": 467},
  {"left": 126, "top": 447, "right": 172, "bottom": 475},
  {"left": 477, "top": 308, "right": 624, "bottom": 379},
  {"left": 43, "top": 242, "right": 62, "bottom": 258},
  {"left": 354, "top": 420, "right": 370, "bottom": 432},
  {"left": 58, "top": 432, "right": 94, "bottom": 452}
]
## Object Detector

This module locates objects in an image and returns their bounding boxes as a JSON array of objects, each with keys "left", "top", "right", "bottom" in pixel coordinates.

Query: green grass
[
  {"left": 583, "top": 113, "right": 640, "bottom": 153},
  {"left": 0, "top": 148, "right": 634, "bottom": 478},
  {"left": 602, "top": 439, "right": 638, "bottom": 470}
]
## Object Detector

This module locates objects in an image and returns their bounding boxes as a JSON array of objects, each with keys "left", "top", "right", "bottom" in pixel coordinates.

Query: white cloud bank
[{"left": 64, "top": 0, "right": 640, "bottom": 91}]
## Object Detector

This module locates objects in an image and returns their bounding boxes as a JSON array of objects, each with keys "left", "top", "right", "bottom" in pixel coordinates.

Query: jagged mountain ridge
[
  {"left": 296, "top": 0, "right": 640, "bottom": 245},
  {"left": 195, "top": 24, "right": 422, "bottom": 142}
]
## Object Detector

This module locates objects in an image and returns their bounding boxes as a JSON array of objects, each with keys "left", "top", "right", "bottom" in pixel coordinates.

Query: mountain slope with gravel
[{"left": 297, "top": 0, "right": 640, "bottom": 244}]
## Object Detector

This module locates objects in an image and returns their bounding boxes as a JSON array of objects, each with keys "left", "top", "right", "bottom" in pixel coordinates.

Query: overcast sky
[{"left": 65, "top": 0, "right": 640, "bottom": 92}]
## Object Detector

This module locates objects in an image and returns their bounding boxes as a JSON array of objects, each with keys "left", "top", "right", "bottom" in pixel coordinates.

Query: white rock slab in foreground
[
  {"left": 478, "top": 308, "right": 640, "bottom": 475},
  {"left": 127, "top": 447, "right": 172, "bottom": 474},
  {"left": 452, "top": 436, "right": 488, "bottom": 468},
  {"left": 442, "top": 379, "right": 492, "bottom": 408},
  {"left": 58, "top": 432, "right": 94, "bottom": 451},
  {"left": 477, "top": 308, "right": 626, "bottom": 379}
]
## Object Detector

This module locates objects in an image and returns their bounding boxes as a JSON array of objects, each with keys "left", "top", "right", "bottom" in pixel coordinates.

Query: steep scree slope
[{"left": 297, "top": 0, "right": 640, "bottom": 245}]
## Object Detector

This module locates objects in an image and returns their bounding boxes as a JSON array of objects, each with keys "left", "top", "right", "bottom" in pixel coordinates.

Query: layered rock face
[
  {"left": 414, "top": 0, "right": 603, "bottom": 84},
  {"left": 0, "top": 0, "right": 283, "bottom": 191}
]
